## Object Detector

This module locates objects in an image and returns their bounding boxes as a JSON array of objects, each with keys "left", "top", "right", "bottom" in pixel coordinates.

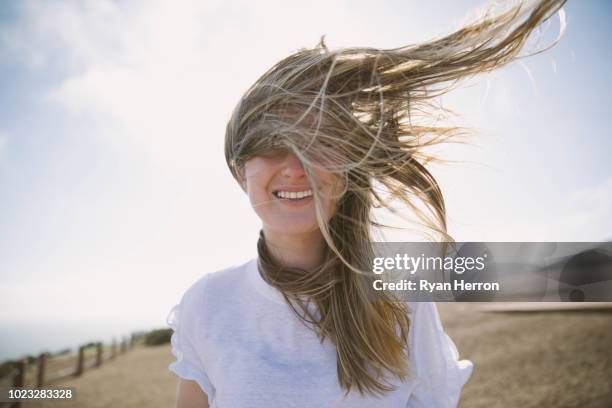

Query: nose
[{"left": 280, "top": 152, "right": 307, "bottom": 179}]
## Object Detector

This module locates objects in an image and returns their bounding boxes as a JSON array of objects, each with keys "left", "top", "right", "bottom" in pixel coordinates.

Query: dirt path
[{"left": 22, "top": 346, "right": 177, "bottom": 408}]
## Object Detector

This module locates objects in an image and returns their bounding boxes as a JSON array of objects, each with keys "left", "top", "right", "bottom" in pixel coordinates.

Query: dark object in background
[
  {"left": 144, "top": 328, "right": 172, "bottom": 346},
  {"left": 559, "top": 248, "right": 612, "bottom": 302}
]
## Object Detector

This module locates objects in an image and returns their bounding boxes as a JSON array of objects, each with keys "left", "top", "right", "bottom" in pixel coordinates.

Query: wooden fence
[{"left": 1, "top": 332, "right": 145, "bottom": 408}]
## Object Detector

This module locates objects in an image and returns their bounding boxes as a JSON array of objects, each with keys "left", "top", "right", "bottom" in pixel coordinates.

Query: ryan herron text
[{"left": 373, "top": 279, "right": 500, "bottom": 292}]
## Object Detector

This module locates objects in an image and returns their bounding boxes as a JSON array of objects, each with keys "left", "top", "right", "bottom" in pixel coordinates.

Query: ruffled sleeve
[
  {"left": 166, "top": 279, "right": 215, "bottom": 398},
  {"left": 406, "top": 302, "right": 473, "bottom": 408}
]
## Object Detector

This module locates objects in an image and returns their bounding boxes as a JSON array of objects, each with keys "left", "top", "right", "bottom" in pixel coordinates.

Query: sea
[{"left": 0, "top": 319, "right": 165, "bottom": 362}]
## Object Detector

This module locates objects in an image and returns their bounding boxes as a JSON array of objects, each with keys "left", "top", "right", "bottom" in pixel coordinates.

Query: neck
[{"left": 261, "top": 227, "right": 327, "bottom": 271}]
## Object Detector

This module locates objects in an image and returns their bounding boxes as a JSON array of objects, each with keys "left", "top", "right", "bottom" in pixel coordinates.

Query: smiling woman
[
  {"left": 237, "top": 149, "right": 345, "bottom": 240},
  {"left": 167, "top": 1, "right": 567, "bottom": 407}
]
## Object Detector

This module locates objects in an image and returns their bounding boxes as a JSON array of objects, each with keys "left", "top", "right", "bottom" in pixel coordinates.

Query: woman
[{"left": 167, "top": 0, "right": 566, "bottom": 406}]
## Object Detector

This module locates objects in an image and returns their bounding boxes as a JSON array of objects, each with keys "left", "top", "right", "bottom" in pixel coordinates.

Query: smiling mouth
[{"left": 273, "top": 189, "right": 313, "bottom": 201}]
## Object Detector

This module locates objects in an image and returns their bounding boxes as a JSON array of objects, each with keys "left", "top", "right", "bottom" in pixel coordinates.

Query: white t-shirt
[{"left": 167, "top": 258, "right": 473, "bottom": 408}]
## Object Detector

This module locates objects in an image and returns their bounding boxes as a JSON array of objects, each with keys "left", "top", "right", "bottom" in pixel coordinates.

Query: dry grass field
[
  {"left": 439, "top": 303, "right": 612, "bottom": 408},
  {"left": 18, "top": 303, "right": 612, "bottom": 408}
]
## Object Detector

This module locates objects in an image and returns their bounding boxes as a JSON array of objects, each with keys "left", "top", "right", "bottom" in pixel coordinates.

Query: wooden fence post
[
  {"left": 11, "top": 358, "right": 27, "bottom": 408},
  {"left": 36, "top": 353, "right": 47, "bottom": 387},
  {"left": 95, "top": 343, "right": 102, "bottom": 367},
  {"left": 75, "top": 346, "right": 85, "bottom": 377},
  {"left": 111, "top": 339, "right": 117, "bottom": 359},
  {"left": 13, "top": 358, "right": 26, "bottom": 387}
]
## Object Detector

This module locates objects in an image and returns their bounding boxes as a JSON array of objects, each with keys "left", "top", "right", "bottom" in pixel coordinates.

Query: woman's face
[{"left": 239, "top": 150, "right": 343, "bottom": 236}]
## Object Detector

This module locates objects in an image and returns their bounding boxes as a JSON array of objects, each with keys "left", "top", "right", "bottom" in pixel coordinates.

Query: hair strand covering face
[{"left": 224, "top": 0, "right": 566, "bottom": 396}]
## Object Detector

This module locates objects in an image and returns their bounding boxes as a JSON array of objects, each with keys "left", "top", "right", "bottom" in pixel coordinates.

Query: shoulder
[
  {"left": 407, "top": 302, "right": 454, "bottom": 361},
  {"left": 180, "top": 258, "right": 254, "bottom": 311},
  {"left": 407, "top": 302, "right": 442, "bottom": 331}
]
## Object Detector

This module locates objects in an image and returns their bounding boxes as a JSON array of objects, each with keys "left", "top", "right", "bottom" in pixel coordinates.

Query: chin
[{"left": 267, "top": 220, "right": 320, "bottom": 236}]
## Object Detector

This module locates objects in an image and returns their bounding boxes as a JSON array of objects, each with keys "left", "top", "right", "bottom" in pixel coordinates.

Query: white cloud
[
  {"left": 571, "top": 176, "right": 612, "bottom": 203},
  {"left": 0, "top": 133, "right": 7, "bottom": 162},
  {"left": 1, "top": 1, "right": 133, "bottom": 72},
  {"left": 562, "top": 176, "right": 612, "bottom": 240}
]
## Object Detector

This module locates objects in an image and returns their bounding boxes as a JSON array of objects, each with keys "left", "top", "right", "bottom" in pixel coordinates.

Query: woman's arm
[{"left": 175, "top": 379, "right": 209, "bottom": 408}]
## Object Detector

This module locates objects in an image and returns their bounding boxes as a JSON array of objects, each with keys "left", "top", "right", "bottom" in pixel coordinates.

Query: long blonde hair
[{"left": 224, "top": 0, "right": 566, "bottom": 396}]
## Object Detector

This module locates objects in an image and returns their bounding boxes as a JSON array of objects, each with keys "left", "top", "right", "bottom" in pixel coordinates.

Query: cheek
[
  {"left": 312, "top": 175, "right": 345, "bottom": 220},
  {"left": 317, "top": 172, "right": 345, "bottom": 200},
  {"left": 243, "top": 163, "right": 278, "bottom": 216},
  {"left": 245, "top": 175, "right": 269, "bottom": 204},
  {"left": 244, "top": 161, "right": 272, "bottom": 195}
]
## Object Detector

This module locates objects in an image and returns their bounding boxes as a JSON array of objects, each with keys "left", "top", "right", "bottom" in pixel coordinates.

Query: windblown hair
[{"left": 224, "top": 0, "right": 566, "bottom": 396}]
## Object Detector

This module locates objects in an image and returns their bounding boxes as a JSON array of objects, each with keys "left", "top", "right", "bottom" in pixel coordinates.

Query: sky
[{"left": 0, "top": 0, "right": 611, "bottom": 360}]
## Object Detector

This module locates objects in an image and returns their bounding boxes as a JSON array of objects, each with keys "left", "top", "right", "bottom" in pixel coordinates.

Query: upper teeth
[{"left": 276, "top": 190, "right": 313, "bottom": 199}]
